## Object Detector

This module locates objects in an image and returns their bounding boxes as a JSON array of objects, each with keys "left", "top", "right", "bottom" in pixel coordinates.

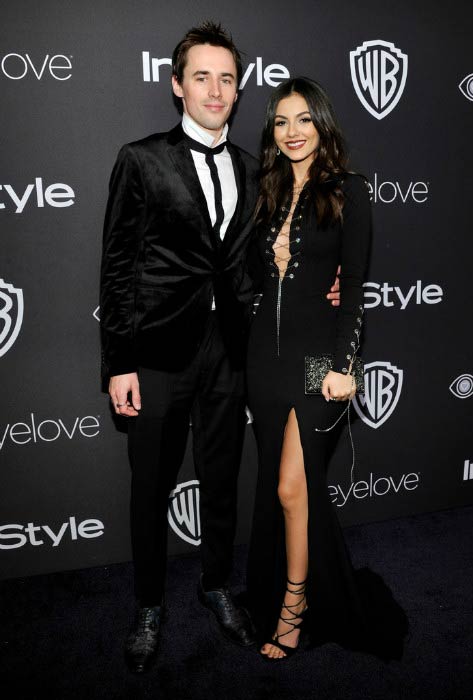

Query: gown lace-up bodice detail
[{"left": 271, "top": 185, "right": 305, "bottom": 279}]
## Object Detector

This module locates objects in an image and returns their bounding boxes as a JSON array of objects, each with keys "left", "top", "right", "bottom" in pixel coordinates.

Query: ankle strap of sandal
[
  {"left": 285, "top": 578, "right": 306, "bottom": 597},
  {"left": 287, "top": 578, "right": 306, "bottom": 587}
]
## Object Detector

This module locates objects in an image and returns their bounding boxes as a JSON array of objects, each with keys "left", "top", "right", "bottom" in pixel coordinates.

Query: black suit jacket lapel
[
  {"left": 222, "top": 142, "right": 247, "bottom": 251},
  {"left": 167, "top": 125, "right": 215, "bottom": 240}
]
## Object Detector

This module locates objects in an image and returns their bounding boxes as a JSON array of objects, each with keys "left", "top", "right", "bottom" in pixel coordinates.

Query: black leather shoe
[
  {"left": 197, "top": 575, "right": 255, "bottom": 647},
  {"left": 125, "top": 605, "right": 163, "bottom": 673}
]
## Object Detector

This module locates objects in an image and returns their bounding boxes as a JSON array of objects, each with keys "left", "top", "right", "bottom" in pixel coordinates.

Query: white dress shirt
[{"left": 182, "top": 112, "right": 238, "bottom": 240}]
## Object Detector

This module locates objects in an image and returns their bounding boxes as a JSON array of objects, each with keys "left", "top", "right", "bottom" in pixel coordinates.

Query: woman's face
[{"left": 273, "top": 93, "right": 320, "bottom": 164}]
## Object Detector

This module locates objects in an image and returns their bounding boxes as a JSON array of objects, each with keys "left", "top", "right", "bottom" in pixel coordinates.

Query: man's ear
[{"left": 172, "top": 74, "right": 183, "bottom": 98}]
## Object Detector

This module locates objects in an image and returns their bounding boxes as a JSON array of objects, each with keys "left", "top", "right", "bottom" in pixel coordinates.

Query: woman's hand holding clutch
[{"left": 321, "top": 370, "right": 356, "bottom": 402}]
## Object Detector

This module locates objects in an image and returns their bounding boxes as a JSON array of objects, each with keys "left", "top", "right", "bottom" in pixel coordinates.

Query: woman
[{"left": 246, "top": 77, "right": 407, "bottom": 660}]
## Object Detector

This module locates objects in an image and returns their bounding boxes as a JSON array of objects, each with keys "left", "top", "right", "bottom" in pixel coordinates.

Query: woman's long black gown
[{"left": 246, "top": 174, "right": 407, "bottom": 659}]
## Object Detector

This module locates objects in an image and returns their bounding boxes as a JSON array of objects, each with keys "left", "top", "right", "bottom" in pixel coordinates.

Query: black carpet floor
[{"left": 1, "top": 506, "right": 472, "bottom": 700}]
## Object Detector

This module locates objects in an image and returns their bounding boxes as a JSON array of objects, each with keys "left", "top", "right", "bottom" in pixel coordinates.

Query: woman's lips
[{"left": 285, "top": 140, "right": 306, "bottom": 150}]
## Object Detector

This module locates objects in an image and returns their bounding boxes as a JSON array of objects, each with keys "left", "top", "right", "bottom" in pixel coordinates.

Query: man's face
[{"left": 172, "top": 44, "right": 238, "bottom": 138}]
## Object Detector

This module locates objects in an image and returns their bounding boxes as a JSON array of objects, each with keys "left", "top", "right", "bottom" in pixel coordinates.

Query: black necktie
[{"left": 185, "top": 135, "right": 226, "bottom": 237}]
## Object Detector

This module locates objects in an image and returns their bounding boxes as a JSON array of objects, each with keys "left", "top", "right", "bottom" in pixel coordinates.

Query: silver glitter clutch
[{"left": 304, "top": 355, "right": 365, "bottom": 394}]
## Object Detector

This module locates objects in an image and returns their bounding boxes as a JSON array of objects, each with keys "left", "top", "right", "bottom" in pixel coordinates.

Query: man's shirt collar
[{"left": 182, "top": 112, "right": 228, "bottom": 149}]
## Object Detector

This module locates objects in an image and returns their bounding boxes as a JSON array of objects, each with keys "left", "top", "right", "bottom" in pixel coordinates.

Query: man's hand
[
  {"left": 109, "top": 372, "right": 141, "bottom": 417},
  {"left": 326, "top": 265, "right": 341, "bottom": 307}
]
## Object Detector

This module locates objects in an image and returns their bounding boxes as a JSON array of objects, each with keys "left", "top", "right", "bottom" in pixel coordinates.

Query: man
[{"left": 100, "top": 21, "right": 340, "bottom": 672}]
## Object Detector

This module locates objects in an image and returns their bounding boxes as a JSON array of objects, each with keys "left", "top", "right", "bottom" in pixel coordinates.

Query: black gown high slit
[{"left": 246, "top": 174, "right": 408, "bottom": 660}]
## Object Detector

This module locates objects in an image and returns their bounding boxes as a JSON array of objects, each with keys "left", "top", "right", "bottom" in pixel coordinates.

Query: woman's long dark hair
[{"left": 255, "top": 77, "right": 348, "bottom": 228}]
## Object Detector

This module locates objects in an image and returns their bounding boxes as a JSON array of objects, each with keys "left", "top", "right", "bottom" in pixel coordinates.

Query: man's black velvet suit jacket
[{"left": 100, "top": 124, "right": 259, "bottom": 378}]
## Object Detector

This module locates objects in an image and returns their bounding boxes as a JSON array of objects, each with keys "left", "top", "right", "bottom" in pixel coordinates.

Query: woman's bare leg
[{"left": 261, "top": 408, "right": 309, "bottom": 659}]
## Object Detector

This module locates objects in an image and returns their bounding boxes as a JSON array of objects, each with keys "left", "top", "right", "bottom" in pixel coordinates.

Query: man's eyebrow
[{"left": 192, "top": 70, "right": 236, "bottom": 78}]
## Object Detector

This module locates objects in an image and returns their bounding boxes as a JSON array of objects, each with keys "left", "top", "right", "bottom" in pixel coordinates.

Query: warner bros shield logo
[
  {"left": 0, "top": 279, "right": 24, "bottom": 358},
  {"left": 353, "top": 361, "right": 403, "bottom": 429},
  {"left": 168, "top": 480, "right": 201, "bottom": 546},
  {"left": 350, "top": 40, "right": 408, "bottom": 120}
]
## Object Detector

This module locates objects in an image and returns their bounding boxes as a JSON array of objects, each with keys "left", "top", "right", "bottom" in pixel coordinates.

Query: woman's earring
[{"left": 276, "top": 148, "right": 281, "bottom": 156}]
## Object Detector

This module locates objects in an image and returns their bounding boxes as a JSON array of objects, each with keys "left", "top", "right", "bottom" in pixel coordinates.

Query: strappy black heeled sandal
[{"left": 262, "top": 577, "right": 308, "bottom": 660}]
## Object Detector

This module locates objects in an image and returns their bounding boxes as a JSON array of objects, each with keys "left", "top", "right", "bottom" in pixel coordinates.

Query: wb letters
[{"left": 350, "top": 40, "right": 408, "bottom": 119}]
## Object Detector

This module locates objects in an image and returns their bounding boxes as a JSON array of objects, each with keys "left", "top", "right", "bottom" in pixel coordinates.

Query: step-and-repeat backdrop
[{"left": 2, "top": 0, "right": 472, "bottom": 579}]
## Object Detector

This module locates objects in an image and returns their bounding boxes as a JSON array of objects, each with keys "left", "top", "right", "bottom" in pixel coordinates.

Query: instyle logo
[
  {"left": 168, "top": 480, "right": 201, "bottom": 546},
  {"left": 459, "top": 74, "right": 473, "bottom": 101},
  {"left": 0, "top": 279, "right": 24, "bottom": 358},
  {"left": 363, "top": 281, "right": 443, "bottom": 310},
  {"left": 1, "top": 53, "right": 72, "bottom": 80},
  {"left": 350, "top": 40, "right": 408, "bottom": 119},
  {"left": 0, "top": 178, "right": 75, "bottom": 213},
  {"left": 463, "top": 460, "right": 473, "bottom": 481},
  {"left": 353, "top": 361, "right": 403, "bottom": 429},
  {"left": 142, "top": 52, "right": 290, "bottom": 88},
  {"left": 0, "top": 413, "right": 100, "bottom": 450},
  {"left": 0, "top": 516, "right": 104, "bottom": 550},
  {"left": 367, "top": 174, "right": 429, "bottom": 204},
  {"left": 329, "top": 471, "right": 419, "bottom": 507},
  {"left": 449, "top": 374, "right": 473, "bottom": 399}
]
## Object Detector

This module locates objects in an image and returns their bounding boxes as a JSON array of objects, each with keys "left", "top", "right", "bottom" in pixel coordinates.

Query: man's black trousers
[{"left": 127, "top": 313, "right": 247, "bottom": 606}]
